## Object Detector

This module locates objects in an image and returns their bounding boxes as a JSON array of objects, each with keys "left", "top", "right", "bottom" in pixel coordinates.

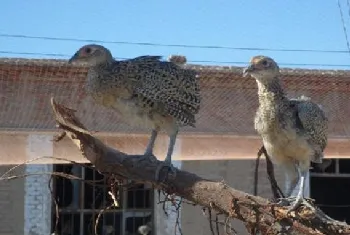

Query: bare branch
[
  {"left": 50, "top": 97, "right": 350, "bottom": 235},
  {"left": 254, "top": 146, "right": 285, "bottom": 200},
  {"left": 48, "top": 174, "right": 59, "bottom": 235}
]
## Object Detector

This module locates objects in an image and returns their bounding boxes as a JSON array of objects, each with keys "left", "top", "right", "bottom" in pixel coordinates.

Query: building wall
[
  {"left": 0, "top": 133, "right": 349, "bottom": 164},
  {"left": 0, "top": 134, "right": 54, "bottom": 235},
  {"left": 0, "top": 165, "right": 25, "bottom": 235},
  {"left": 0, "top": 132, "right": 338, "bottom": 235},
  {"left": 181, "top": 159, "right": 285, "bottom": 235},
  {"left": 154, "top": 138, "right": 183, "bottom": 235},
  {"left": 24, "top": 164, "right": 52, "bottom": 235},
  {"left": 154, "top": 160, "right": 183, "bottom": 235},
  {"left": 24, "top": 134, "right": 53, "bottom": 235}
]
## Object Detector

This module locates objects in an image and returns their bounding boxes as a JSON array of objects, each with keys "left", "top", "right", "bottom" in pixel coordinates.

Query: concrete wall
[
  {"left": 0, "top": 132, "right": 333, "bottom": 235},
  {"left": 0, "top": 132, "right": 349, "bottom": 165},
  {"left": 24, "top": 164, "right": 53, "bottom": 235},
  {"left": 0, "top": 134, "right": 54, "bottom": 235},
  {"left": 24, "top": 134, "right": 53, "bottom": 235},
  {"left": 0, "top": 165, "right": 25, "bottom": 235},
  {"left": 181, "top": 159, "right": 285, "bottom": 235},
  {"left": 154, "top": 138, "right": 183, "bottom": 235}
]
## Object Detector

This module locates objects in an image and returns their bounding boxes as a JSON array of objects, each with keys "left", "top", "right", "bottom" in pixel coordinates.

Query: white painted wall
[
  {"left": 154, "top": 138, "right": 182, "bottom": 235},
  {"left": 24, "top": 134, "right": 53, "bottom": 235}
]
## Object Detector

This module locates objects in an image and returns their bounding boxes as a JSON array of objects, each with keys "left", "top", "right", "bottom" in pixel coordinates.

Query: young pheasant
[
  {"left": 68, "top": 44, "right": 201, "bottom": 180},
  {"left": 243, "top": 55, "right": 328, "bottom": 212}
]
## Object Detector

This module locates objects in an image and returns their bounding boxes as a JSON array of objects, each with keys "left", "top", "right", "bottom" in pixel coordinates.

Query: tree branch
[{"left": 50, "top": 97, "right": 350, "bottom": 235}]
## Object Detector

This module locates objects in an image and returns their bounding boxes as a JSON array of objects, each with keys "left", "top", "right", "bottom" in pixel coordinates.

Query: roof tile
[{"left": 0, "top": 58, "right": 349, "bottom": 138}]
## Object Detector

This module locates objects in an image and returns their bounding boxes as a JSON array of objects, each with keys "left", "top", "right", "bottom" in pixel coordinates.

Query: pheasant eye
[
  {"left": 85, "top": 47, "right": 92, "bottom": 54},
  {"left": 262, "top": 60, "right": 268, "bottom": 66}
]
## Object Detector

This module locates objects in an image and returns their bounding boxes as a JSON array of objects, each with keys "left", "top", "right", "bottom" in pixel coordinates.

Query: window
[
  {"left": 51, "top": 164, "right": 154, "bottom": 235},
  {"left": 310, "top": 159, "right": 350, "bottom": 223}
]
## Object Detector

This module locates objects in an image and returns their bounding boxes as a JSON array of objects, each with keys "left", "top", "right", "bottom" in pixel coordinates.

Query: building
[{"left": 0, "top": 57, "right": 350, "bottom": 235}]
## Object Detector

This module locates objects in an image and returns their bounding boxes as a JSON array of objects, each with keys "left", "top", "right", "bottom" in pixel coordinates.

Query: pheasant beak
[
  {"left": 243, "top": 64, "right": 255, "bottom": 77},
  {"left": 68, "top": 52, "right": 79, "bottom": 64}
]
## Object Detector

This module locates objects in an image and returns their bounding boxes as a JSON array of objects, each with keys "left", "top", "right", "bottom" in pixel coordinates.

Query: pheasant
[
  {"left": 243, "top": 55, "right": 328, "bottom": 212},
  {"left": 68, "top": 44, "right": 201, "bottom": 180}
]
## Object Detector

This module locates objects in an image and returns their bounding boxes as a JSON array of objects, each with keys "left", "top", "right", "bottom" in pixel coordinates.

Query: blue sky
[{"left": 0, "top": 0, "right": 350, "bottom": 69}]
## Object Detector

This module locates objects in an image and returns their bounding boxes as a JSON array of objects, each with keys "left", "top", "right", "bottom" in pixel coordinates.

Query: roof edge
[{"left": 1, "top": 57, "right": 350, "bottom": 77}]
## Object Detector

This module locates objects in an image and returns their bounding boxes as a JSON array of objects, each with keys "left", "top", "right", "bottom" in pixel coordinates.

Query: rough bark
[{"left": 50, "top": 97, "right": 350, "bottom": 235}]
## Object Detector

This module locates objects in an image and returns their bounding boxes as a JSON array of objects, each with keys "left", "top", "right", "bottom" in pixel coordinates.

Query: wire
[
  {"left": 1, "top": 50, "right": 350, "bottom": 68},
  {"left": 0, "top": 33, "right": 349, "bottom": 54},
  {"left": 337, "top": 0, "right": 350, "bottom": 55},
  {"left": 0, "top": 51, "right": 69, "bottom": 57}
]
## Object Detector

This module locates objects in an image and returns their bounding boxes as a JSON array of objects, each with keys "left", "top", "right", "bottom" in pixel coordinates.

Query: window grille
[
  {"left": 51, "top": 164, "right": 154, "bottom": 235},
  {"left": 310, "top": 159, "right": 350, "bottom": 223}
]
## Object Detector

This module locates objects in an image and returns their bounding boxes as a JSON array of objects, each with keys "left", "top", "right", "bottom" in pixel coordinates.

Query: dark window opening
[
  {"left": 310, "top": 159, "right": 350, "bottom": 223},
  {"left": 339, "top": 159, "right": 350, "bottom": 174},
  {"left": 51, "top": 164, "right": 154, "bottom": 235},
  {"left": 126, "top": 184, "right": 152, "bottom": 209},
  {"left": 310, "top": 159, "right": 336, "bottom": 173}
]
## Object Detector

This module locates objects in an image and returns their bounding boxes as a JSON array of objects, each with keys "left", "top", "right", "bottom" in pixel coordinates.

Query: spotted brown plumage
[
  {"left": 68, "top": 44, "right": 201, "bottom": 180},
  {"left": 243, "top": 55, "right": 328, "bottom": 212}
]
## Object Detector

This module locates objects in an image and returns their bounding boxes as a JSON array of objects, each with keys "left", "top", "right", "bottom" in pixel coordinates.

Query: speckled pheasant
[
  {"left": 243, "top": 55, "right": 328, "bottom": 212},
  {"left": 68, "top": 44, "right": 201, "bottom": 180}
]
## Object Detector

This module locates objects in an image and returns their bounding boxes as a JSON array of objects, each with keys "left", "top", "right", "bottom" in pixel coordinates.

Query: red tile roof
[{"left": 1, "top": 57, "right": 350, "bottom": 138}]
